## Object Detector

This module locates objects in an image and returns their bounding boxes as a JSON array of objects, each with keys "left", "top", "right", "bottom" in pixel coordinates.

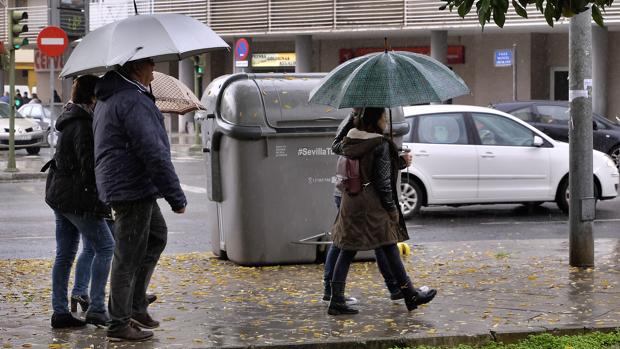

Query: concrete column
[
  {"left": 430, "top": 30, "right": 448, "bottom": 65},
  {"left": 295, "top": 35, "right": 313, "bottom": 73},
  {"left": 431, "top": 30, "right": 448, "bottom": 104},
  {"left": 233, "top": 37, "right": 252, "bottom": 73},
  {"left": 178, "top": 58, "right": 195, "bottom": 133},
  {"left": 592, "top": 25, "right": 608, "bottom": 117}
]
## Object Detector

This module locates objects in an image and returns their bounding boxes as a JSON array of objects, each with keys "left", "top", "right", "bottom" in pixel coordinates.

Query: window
[
  {"left": 509, "top": 106, "right": 536, "bottom": 122},
  {"left": 417, "top": 113, "right": 468, "bottom": 145},
  {"left": 472, "top": 113, "right": 535, "bottom": 146},
  {"left": 537, "top": 105, "right": 569, "bottom": 124}
]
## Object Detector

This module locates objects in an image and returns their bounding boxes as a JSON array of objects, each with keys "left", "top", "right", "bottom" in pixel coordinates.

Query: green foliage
[
  {"left": 391, "top": 329, "right": 620, "bottom": 349},
  {"left": 439, "top": 0, "right": 613, "bottom": 28}
]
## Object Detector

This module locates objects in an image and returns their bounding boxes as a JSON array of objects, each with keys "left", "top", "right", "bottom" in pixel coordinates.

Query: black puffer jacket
[
  {"left": 93, "top": 71, "right": 186, "bottom": 211},
  {"left": 44, "top": 103, "right": 111, "bottom": 217},
  {"left": 331, "top": 115, "right": 407, "bottom": 210}
]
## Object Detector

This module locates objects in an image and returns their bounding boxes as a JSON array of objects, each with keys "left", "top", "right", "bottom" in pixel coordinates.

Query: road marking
[
  {"left": 480, "top": 218, "right": 620, "bottom": 225},
  {"left": 0, "top": 236, "right": 54, "bottom": 240},
  {"left": 181, "top": 183, "right": 207, "bottom": 194},
  {"left": 0, "top": 231, "right": 187, "bottom": 241}
]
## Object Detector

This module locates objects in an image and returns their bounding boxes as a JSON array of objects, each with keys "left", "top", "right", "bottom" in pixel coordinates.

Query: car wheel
[
  {"left": 26, "top": 147, "right": 40, "bottom": 155},
  {"left": 400, "top": 176, "right": 423, "bottom": 219},
  {"left": 609, "top": 145, "right": 620, "bottom": 169},
  {"left": 556, "top": 177, "right": 600, "bottom": 214}
]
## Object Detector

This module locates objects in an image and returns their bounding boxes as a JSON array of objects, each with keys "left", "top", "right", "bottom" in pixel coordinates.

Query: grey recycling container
[{"left": 198, "top": 73, "right": 408, "bottom": 266}]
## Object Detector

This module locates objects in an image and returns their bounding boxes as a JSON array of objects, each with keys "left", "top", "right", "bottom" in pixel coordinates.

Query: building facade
[{"left": 3, "top": 0, "right": 620, "bottom": 119}]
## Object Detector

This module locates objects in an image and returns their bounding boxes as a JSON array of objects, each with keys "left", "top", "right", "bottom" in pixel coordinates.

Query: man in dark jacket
[{"left": 93, "top": 57, "right": 187, "bottom": 342}]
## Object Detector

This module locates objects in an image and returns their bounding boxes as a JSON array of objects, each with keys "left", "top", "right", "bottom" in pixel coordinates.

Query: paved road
[{"left": 1, "top": 147, "right": 619, "bottom": 258}]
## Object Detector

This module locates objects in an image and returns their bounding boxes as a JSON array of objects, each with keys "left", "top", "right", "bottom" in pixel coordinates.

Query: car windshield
[{"left": 0, "top": 103, "right": 24, "bottom": 118}]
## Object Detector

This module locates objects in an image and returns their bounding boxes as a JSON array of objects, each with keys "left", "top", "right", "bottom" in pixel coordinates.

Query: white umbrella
[
  {"left": 151, "top": 71, "right": 204, "bottom": 115},
  {"left": 60, "top": 14, "right": 229, "bottom": 78}
]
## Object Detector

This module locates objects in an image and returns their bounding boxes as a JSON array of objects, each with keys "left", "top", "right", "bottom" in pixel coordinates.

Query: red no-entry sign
[{"left": 37, "top": 26, "right": 68, "bottom": 57}]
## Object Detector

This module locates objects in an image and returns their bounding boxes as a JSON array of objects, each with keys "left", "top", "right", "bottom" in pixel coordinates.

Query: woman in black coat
[{"left": 45, "top": 75, "right": 115, "bottom": 328}]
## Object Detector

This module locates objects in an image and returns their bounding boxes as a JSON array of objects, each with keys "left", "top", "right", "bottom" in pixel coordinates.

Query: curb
[
  {"left": 0, "top": 171, "right": 47, "bottom": 182},
  {"left": 218, "top": 325, "right": 620, "bottom": 349}
]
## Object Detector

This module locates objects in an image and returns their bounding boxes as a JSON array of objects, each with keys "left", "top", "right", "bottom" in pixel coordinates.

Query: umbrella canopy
[
  {"left": 60, "top": 14, "right": 229, "bottom": 78},
  {"left": 308, "top": 51, "right": 470, "bottom": 108},
  {"left": 151, "top": 71, "right": 204, "bottom": 115}
]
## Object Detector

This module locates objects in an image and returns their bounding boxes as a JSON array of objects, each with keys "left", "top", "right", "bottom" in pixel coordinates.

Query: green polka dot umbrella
[{"left": 308, "top": 50, "right": 470, "bottom": 108}]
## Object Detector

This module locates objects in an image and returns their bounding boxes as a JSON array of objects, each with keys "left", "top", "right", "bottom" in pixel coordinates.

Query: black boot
[
  {"left": 401, "top": 280, "right": 437, "bottom": 311},
  {"left": 51, "top": 312, "right": 87, "bottom": 329},
  {"left": 327, "top": 282, "right": 359, "bottom": 315}
]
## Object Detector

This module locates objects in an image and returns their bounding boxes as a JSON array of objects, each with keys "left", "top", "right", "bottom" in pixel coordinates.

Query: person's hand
[
  {"left": 401, "top": 152, "right": 413, "bottom": 167},
  {"left": 174, "top": 206, "right": 186, "bottom": 214}
]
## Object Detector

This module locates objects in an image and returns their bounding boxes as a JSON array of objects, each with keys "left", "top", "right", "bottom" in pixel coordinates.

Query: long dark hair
[
  {"left": 353, "top": 107, "right": 385, "bottom": 134},
  {"left": 72, "top": 75, "right": 99, "bottom": 104}
]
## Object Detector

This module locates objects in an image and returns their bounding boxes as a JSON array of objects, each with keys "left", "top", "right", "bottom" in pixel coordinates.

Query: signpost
[{"left": 37, "top": 26, "right": 68, "bottom": 151}]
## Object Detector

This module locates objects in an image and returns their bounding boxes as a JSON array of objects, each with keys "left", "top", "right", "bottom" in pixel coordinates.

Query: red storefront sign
[
  {"left": 34, "top": 49, "right": 65, "bottom": 72},
  {"left": 339, "top": 46, "right": 465, "bottom": 65}
]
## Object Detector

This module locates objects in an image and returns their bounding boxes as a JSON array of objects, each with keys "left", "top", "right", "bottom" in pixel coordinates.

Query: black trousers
[
  {"left": 332, "top": 244, "right": 409, "bottom": 286},
  {"left": 108, "top": 199, "right": 167, "bottom": 332}
]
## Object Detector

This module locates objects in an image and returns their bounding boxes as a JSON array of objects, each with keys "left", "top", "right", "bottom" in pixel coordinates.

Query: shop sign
[
  {"left": 494, "top": 49, "right": 513, "bottom": 67},
  {"left": 252, "top": 53, "right": 296, "bottom": 68},
  {"left": 34, "top": 50, "right": 65, "bottom": 72},
  {"left": 343, "top": 46, "right": 465, "bottom": 65}
]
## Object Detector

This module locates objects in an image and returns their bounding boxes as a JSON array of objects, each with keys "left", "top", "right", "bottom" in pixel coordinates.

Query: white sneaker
[{"left": 322, "top": 296, "right": 359, "bottom": 306}]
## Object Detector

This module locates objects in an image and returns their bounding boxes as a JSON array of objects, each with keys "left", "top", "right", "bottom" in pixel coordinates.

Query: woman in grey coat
[{"left": 328, "top": 107, "right": 437, "bottom": 315}]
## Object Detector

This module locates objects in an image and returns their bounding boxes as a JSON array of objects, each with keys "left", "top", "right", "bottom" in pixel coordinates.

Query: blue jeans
[
  {"left": 324, "top": 195, "right": 399, "bottom": 294},
  {"left": 72, "top": 220, "right": 115, "bottom": 297},
  {"left": 51, "top": 211, "right": 115, "bottom": 314}
]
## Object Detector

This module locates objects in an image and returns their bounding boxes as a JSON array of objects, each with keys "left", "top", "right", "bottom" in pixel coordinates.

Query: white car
[
  {"left": 399, "top": 105, "right": 619, "bottom": 218},
  {"left": 0, "top": 102, "right": 48, "bottom": 155},
  {"left": 18, "top": 103, "right": 56, "bottom": 147}
]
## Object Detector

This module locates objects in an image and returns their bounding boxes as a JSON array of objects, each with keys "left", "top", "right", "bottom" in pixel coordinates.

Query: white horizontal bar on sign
[{"left": 41, "top": 38, "right": 65, "bottom": 45}]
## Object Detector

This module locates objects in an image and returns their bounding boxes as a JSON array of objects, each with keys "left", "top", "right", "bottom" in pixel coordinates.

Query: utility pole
[
  {"left": 568, "top": 9, "right": 595, "bottom": 267},
  {"left": 4, "top": 10, "right": 29, "bottom": 173}
]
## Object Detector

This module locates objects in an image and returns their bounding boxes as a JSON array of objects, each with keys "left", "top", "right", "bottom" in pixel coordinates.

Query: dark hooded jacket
[
  {"left": 93, "top": 71, "right": 186, "bottom": 211},
  {"left": 44, "top": 103, "right": 111, "bottom": 217},
  {"left": 331, "top": 128, "right": 409, "bottom": 251}
]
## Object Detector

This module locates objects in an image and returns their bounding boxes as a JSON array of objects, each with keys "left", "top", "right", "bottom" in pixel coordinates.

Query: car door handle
[
  {"left": 481, "top": 152, "right": 495, "bottom": 158},
  {"left": 415, "top": 150, "right": 429, "bottom": 157}
]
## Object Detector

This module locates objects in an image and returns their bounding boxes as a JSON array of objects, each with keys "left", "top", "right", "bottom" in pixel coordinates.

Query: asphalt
[
  {"left": 2, "top": 134, "right": 620, "bottom": 348},
  {"left": 0, "top": 133, "right": 200, "bottom": 182},
  {"left": 1, "top": 238, "right": 619, "bottom": 349}
]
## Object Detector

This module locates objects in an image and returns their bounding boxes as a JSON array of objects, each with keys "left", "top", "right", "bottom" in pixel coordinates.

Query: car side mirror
[
  {"left": 592, "top": 120, "right": 598, "bottom": 131},
  {"left": 533, "top": 135, "right": 544, "bottom": 147}
]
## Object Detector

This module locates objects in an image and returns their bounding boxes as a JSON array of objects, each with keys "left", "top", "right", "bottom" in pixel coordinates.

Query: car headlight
[{"left": 33, "top": 124, "right": 41, "bottom": 131}]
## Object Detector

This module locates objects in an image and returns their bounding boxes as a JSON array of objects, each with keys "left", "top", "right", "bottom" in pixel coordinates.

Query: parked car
[
  {"left": 399, "top": 104, "right": 619, "bottom": 219},
  {"left": 491, "top": 100, "right": 620, "bottom": 169},
  {"left": 18, "top": 103, "right": 56, "bottom": 146},
  {"left": 0, "top": 102, "right": 48, "bottom": 155}
]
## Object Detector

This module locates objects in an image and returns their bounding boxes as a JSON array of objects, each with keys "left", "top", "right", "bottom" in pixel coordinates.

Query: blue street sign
[{"left": 494, "top": 49, "right": 513, "bottom": 67}]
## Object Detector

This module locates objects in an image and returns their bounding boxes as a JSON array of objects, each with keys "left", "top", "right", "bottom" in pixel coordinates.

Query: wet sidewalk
[{"left": 1, "top": 238, "right": 619, "bottom": 349}]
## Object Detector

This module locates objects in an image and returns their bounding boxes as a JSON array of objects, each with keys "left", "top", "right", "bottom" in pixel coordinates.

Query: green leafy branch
[{"left": 439, "top": 0, "right": 613, "bottom": 28}]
